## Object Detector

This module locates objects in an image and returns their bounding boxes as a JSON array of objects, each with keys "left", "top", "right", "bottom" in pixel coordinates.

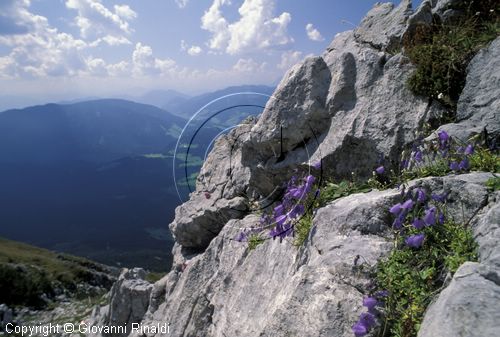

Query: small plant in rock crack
[
  {"left": 235, "top": 169, "right": 320, "bottom": 249},
  {"left": 486, "top": 174, "right": 500, "bottom": 191},
  {"left": 357, "top": 187, "right": 478, "bottom": 337},
  {"left": 370, "top": 130, "right": 499, "bottom": 190}
]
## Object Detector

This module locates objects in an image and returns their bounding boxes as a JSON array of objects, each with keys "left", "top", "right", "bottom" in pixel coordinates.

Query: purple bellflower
[
  {"left": 464, "top": 144, "right": 474, "bottom": 155},
  {"left": 416, "top": 188, "right": 426, "bottom": 203},
  {"left": 390, "top": 203, "right": 402, "bottom": 215},
  {"left": 401, "top": 199, "right": 414, "bottom": 210},
  {"left": 406, "top": 233, "right": 425, "bottom": 248},
  {"left": 424, "top": 207, "right": 436, "bottom": 226}
]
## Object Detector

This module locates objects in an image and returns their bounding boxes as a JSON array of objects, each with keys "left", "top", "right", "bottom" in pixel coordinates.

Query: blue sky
[{"left": 0, "top": 0, "right": 420, "bottom": 100}]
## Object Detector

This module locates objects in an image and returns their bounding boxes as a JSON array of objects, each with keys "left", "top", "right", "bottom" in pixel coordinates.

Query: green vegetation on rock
[
  {"left": 405, "top": 1, "right": 499, "bottom": 117},
  {"left": 377, "top": 220, "right": 477, "bottom": 337}
]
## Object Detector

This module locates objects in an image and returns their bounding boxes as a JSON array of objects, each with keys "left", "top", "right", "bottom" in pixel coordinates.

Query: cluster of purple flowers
[
  {"left": 352, "top": 291, "right": 388, "bottom": 337},
  {"left": 389, "top": 187, "right": 447, "bottom": 249},
  {"left": 401, "top": 130, "right": 475, "bottom": 173},
  {"left": 235, "top": 173, "right": 318, "bottom": 243},
  {"left": 267, "top": 174, "right": 317, "bottom": 240}
]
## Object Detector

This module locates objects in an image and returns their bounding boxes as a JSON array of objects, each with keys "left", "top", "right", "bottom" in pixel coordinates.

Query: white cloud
[
  {"left": 175, "top": 0, "right": 190, "bottom": 9},
  {"left": 233, "top": 58, "right": 266, "bottom": 72},
  {"left": 113, "top": 4, "right": 137, "bottom": 20},
  {"left": 86, "top": 57, "right": 107, "bottom": 76},
  {"left": 201, "top": 0, "right": 293, "bottom": 55},
  {"left": 187, "top": 45, "right": 202, "bottom": 56},
  {"left": 155, "top": 58, "right": 176, "bottom": 73},
  {"left": 278, "top": 50, "right": 302, "bottom": 70},
  {"left": 181, "top": 40, "right": 203, "bottom": 56},
  {"left": 65, "top": 0, "right": 137, "bottom": 41},
  {"left": 305, "top": 23, "right": 324, "bottom": 42},
  {"left": 0, "top": 0, "right": 37, "bottom": 35},
  {"left": 89, "top": 35, "right": 131, "bottom": 47},
  {"left": 0, "top": 1, "right": 136, "bottom": 79},
  {"left": 0, "top": 1, "right": 89, "bottom": 78},
  {"left": 132, "top": 42, "right": 177, "bottom": 76},
  {"left": 201, "top": 0, "right": 231, "bottom": 50},
  {"left": 106, "top": 60, "right": 129, "bottom": 76}
]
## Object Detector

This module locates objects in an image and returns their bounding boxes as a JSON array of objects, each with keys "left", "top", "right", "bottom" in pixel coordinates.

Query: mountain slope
[
  {"left": 135, "top": 89, "right": 190, "bottom": 112},
  {"left": 0, "top": 99, "right": 185, "bottom": 163},
  {"left": 0, "top": 236, "right": 117, "bottom": 308}
]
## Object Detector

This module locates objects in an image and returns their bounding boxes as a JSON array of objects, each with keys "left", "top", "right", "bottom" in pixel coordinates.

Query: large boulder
[
  {"left": 88, "top": 268, "right": 153, "bottom": 337},
  {"left": 170, "top": 1, "right": 447, "bottom": 251},
  {"left": 120, "top": 174, "right": 496, "bottom": 337}
]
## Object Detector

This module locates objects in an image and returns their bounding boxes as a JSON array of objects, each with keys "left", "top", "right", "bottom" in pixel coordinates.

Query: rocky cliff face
[{"left": 90, "top": 1, "right": 500, "bottom": 336}]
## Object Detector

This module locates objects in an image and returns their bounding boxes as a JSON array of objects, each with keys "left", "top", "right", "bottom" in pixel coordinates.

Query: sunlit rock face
[{"left": 170, "top": 0, "right": 445, "bottom": 251}]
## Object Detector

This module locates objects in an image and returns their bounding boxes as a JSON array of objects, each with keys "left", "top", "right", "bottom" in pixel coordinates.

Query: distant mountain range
[
  {"left": 0, "top": 99, "right": 184, "bottom": 163},
  {"left": 0, "top": 99, "right": 186, "bottom": 271},
  {"left": 129, "top": 89, "right": 191, "bottom": 112},
  {"left": 0, "top": 85, "right": 273, "bottom": 271},
  {"left": 159, "top": 85, "right": 275, "bottom": 119}
]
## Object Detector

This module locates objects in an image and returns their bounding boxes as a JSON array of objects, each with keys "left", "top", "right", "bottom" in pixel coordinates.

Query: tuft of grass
[
  {"left": 318, "top": 180, "right": 372, "bottom": 206},
  {"left": 145, "top": 272, "right": 165, "bottom": 283},
  {"left": 485, "top": 175, "right": 500, "bottom": 191},
  {"left": 470, "top": 147, "right": 500, "bottom": 173},
  {"left": 248, "top": 234, "right": 265, "bottom": 251},
  {"left": 400, "top": 158, "right": 450, "bottom": 182},
  {"left": 405, "top": 5, "right": 499, "bottom": 118},
  {"left": 377, "top": 221, "right": 477, "bottom": 337},
  {"left": 293, "top": 213, "right": 314, "bottom": 247}
]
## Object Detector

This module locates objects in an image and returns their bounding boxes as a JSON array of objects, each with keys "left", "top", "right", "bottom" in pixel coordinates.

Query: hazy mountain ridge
[
  {"left": 0, "top": 99, "right": 185, "bottom": 163},
  {"left": 165, "top": 85, "right": 275, "bottom": 118}
]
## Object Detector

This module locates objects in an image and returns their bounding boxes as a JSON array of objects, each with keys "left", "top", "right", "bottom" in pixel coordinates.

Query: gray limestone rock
[
  {"left": 474, "top": 192, "right": 500, "bottom": 270},
  {"left": 436, "top": 37, "right": 500, "bottom": 143},
  {"left": 418, "top": 262, "right": 500, "bottom": 337},
  {"left": 94, "top": 174, "right": 496, "bottom": 337},
  {"left": 354, "top": 0, "right": 413, "bottom": 51},
  {"left": 432, "top": 0, "right": 467, "bottom": 23},
  {"left": 88, "top": 268, "right": 153, "bottom": 337},
  {"left": 169, "top": 0, "right": 453, "bottom": 251}
]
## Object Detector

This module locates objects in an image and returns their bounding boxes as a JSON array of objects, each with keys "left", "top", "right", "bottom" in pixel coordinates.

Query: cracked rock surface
[
  {"left": 90, "top": 174, "right": 497, "bottom": 337},
  {"left": 170, "top": 0, "right": 446, "bottom": 251}
]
